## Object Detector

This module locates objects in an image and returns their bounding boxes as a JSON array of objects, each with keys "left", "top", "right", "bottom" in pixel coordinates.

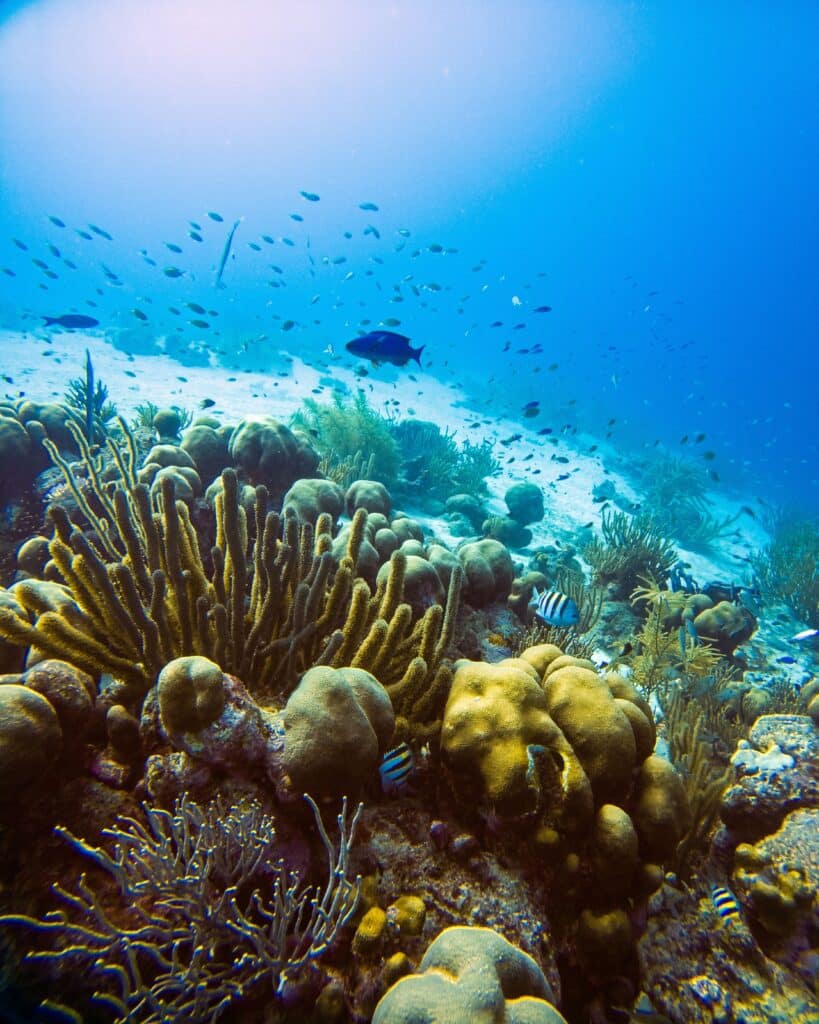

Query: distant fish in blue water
[
  {"left": 48, "top": 215, "right": 65, "bottom": 228},
  {"left": 208, "top": 211, "right": 224, "bottom": 221},
  {"left": 88, "top": 223, "right": 113, "bottom": 240},
  {"left": 345, "top": 330, "right": 424, "bottom": 367},
  {"left": 530, "top": 588, "right": 579, "bottom": 627},
  {"left": 534, "top": 305, "right": 552, "bottom": 312},
  {"left": 189, "top": 231, "right": 203, "bottom": 242},
  {"left": 522, "top": 400, "right": 540, "bottom": 418},
  {"left": 165, "top": 242, "right": 183, "bottom": 253},
  {"left": 711, "top": 884, "right": 741, "bottom": 923},
  {"left": 359, "top": 201, "right": 379, "bottom": 211},
  {"left": 163, "top": 266, "right": 184, "bottom": 278},
  {"left": 42, "top": 313, "right": 99, "bottom": 329},
  {"left": 380, "top": 742, "right": 415, "bottom": 794},
  {"left": 215, "top": 218, "right": 241, "bottom": 288},
  {"left": 791, "top": 628, "right": 819, "bottom": 642},
  {"left": 300, "top": 190, "right": 321, "bottom": 202},
  {"left": 777, "top": 655, "right": 796, "bottom": 664}
]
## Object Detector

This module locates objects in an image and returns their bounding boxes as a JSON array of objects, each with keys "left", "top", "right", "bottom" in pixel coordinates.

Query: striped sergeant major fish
[
  {"left": 711, "top": 884, "right": 741, "bottom": 923},
  {"left": 215, "top": 217, "right": 242, "bottom": 288},
  {"left": 379, "top": 742, "right": 415, "bottom": 795},
  {"left": 529, "top": 588, "right": 580, "bottom": 627}
]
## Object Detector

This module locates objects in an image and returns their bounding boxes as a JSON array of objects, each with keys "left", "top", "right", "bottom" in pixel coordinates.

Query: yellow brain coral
[
  {"left": 441, "top": 657, "right": 593, "bottom": 824},
  {"left": 541, "top": 665, "right": 643, "bottom": 801}
]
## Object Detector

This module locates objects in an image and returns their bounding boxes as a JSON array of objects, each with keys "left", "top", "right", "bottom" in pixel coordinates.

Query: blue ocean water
[{"left": 0, "top": 0, "right": 816, "bottom": 513}]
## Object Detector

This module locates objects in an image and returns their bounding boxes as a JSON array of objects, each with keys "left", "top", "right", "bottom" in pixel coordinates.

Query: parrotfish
[{"left": 345, "top": 330, "right": 424, "bottom": 368}]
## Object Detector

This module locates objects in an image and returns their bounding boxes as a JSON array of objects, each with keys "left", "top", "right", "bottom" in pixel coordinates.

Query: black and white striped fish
[
  {"left": 711, "top": 884, "right": 741, "bottom": 923},
  {"left": 529, "top": 588, "right": 580, "bottom": 627},
  {"left": 379, "top": 742, "right": 415, "bottom": 795}
]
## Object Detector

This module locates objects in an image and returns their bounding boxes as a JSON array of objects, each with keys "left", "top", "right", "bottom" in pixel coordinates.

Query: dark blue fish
[
  {"left": 300, "top": 190, "right": 321, "bottom": 202},
  {"left": 42, "top": 313, "right": 99, "bottom": 329},
  {"left": 359, "top": 201, "right": 379, "bottom": 211},
  {"left": 530, "top": 589, "right": 579, "bottom": 626},
  {"left": 345, "top": 330, "right": 424, "bottom": 368},
  {"left": 379, "top": 742, "right": 415, "bottom": 794},
  {"left": 208, "top": 211, "right": 224, "bottom": 221},
  {"left": 48, "top": 215, "right": 65, "bottom": 228},
  {"left": 776, "top": 655, "right": 796, "bottom": 665},
  {"left": 88, "top": 224, "right": 113, "bottom": 240},
  {"left": 534, "top": 305, "right": 552, "bottom": 313}
]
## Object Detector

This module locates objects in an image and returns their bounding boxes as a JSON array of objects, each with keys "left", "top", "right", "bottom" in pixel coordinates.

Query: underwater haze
[{"left": 0, "top": 0, "right": 818, "bottom": 512}]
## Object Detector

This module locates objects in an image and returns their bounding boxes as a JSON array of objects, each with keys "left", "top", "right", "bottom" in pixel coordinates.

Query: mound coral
[
  {"left": 373, "top": 925, "right": 567, "bottom": 1024},
  {"left": 457, "top": 538, "right": 515, "bottom": 606},
  {"left": 282, "top": 665, "right": 395, "bottom": 796},
  {"left": 228, "top": 414, "right": 319, "bottom": 499}
]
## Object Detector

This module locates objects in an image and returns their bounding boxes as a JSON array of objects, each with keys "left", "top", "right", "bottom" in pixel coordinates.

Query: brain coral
[
  {"left": 0, "top": 684, "right": 62, "bottom": 804},
  {"left": 282, "top": 665, "right": 394, "bottom": 797},
  {"left": 441, "top": 657, "right": 593, "bottom": 823},
  {"left": 457, "top": 538, "right": 515, "bottom": 607},
  {"left": 541, "top": 665, "right": 646, "bottom": 801},
  {"left": 228, "top": 415, "right": 319, "bottom": 497},
  {"left": 373, "top": 925, "right": 568, "bottom": 1024}
]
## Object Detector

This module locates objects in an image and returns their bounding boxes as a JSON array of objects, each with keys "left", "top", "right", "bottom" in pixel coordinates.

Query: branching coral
[
  {"left": 0, "top": 422, "right": 461, "bottom": 712},
  {"left": 290, "top": 391, "right": 401, "bottom": 487},
  {"left": 0, "top": 794, "right": 362, "bottom": 1022},
  {"left": 751, "top": 517, "right": 819, "bottom": 628},
  {"left": 665, "top": 688, "right": 732, "bottom": 882},
  {"left": 582, "top": 509, "right": 677, "bottom": 599},
  {"left": 317, "top": 449, "right": 376, "bottom": 489},
  {"left": 390, "top": 419, "right": 500, "bottom": 499},
  {"left": 625, "top": 591, "right": 722, "bottom": 698},
  {"left": 637, "top": 453, "right": 739, "bottom": 551},
  {"left": 63, "top": 366, "right": 118, "bottom": 436}
]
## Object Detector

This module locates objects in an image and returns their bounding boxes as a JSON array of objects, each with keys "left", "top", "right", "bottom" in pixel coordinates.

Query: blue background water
[{"left": 0, "top": 1, "right": 816, "bottom": 514}]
